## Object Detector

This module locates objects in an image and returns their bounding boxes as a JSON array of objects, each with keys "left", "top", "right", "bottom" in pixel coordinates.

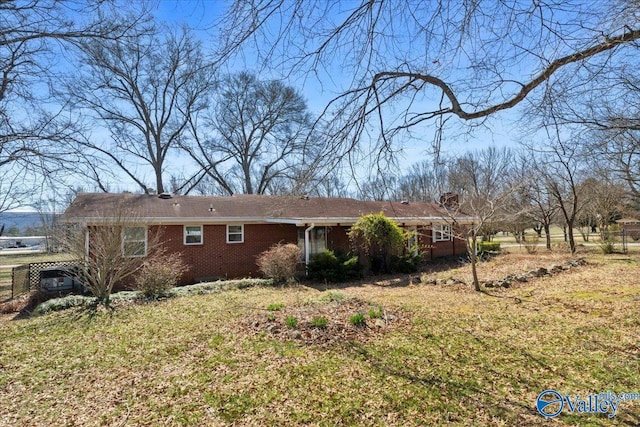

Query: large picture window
[
  {"left": 432, "top": 224, "right": 452, "bottom": 242},
  {"left": 184, "top": 225, "right": 203, "bottom": 245},
  {"left": 122, "top": 226, "right": 147, "bottom": 257},
  {"left": 227, "top": 224, "right": 244, "bottom": 243}
]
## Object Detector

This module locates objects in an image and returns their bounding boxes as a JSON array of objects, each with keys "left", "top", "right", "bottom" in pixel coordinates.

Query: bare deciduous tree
[
  {"left": 580, "top": 177, "right": 627, "bottom": 237},
  {"left": 217, "top": 1, "right": 640, "bottom": 160},
  {"left": 185, "top": 72, "right": 322, "bottom": 195},
  {"left": 69, "top": 26, "right": 215, "bottom": 194},
  {"left": 448, "top": 147, "right": 514, "bottom": 239},
  {"left": 447, "top": 191, "right": 516, "bottom": 292},
  {"left": 0, "top": 1, "right": 151, "bottom": 208},
  {"left": 513, "top": 156, "right": 559, "bottom": 250},
  {"left": 393, "top": 160, "right": 450, "bottom": 203},
  {"left": 530, "top": 136, "right": 586, "bottom": 255}
]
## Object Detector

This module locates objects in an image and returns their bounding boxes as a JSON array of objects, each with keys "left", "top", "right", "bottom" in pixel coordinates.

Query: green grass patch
[
  {"left": 368, "top": 305, "right": 383, "bottom": 318},
  {"left": 349, "top": 312, "right": 366, "bottom": 326},
  {"left": 285, "top": 316, "right": 298, "bottom": 328},
  {"left": 310, "top": 317, "right": 328, "bottom": 328},
  {"left": 267, "top": 303, "right": 285, "bottom": 311}
]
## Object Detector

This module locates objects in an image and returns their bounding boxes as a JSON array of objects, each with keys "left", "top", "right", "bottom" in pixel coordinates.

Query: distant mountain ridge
[{"left": 0, "top": 211, "right": 51, "bottom": 234}]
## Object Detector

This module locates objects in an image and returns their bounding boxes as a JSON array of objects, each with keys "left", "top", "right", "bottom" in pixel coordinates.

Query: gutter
[{"left": 304, "top": 223, "right": 315, "bottom": 268}]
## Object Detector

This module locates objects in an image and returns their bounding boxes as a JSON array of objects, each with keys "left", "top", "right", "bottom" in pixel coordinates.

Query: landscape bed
[{"left": 0, "top": 252, "right": 638, "bottom": 426}]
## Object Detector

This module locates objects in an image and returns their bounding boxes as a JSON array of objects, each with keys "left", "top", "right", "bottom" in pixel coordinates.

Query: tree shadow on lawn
[
  {"left": 346, "top": 340, "right": 539, "bottom": 422},
  {"left": 344, "top": 325, "right": 639, "bottom": 425}
]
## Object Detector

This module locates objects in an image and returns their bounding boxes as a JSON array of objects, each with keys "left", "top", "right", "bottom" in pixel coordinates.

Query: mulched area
[{"left": 241, "top": 295, "right": 409, "bottom": 347}]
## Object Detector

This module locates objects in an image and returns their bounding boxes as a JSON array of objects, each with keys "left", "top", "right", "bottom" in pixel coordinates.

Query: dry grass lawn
[{"left": 0, "top": 251, "right": 638, "bottom": 426}]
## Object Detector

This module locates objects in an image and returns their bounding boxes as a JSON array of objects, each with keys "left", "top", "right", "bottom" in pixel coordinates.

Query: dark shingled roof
[{"left": 63, "top": 193, "right": 470, "bottom": 225}]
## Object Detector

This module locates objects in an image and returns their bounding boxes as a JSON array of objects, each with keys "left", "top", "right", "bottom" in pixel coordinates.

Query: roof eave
[{"left": 61, "top": 215, "right": 478, "bottom": 226}]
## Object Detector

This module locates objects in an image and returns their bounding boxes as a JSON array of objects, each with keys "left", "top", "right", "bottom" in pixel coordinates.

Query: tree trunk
[
  {"left": 567, "top": 219, "right": 576, "bottom": 254},
  {"left": 156, "top": 173, "right": 164, "bottom": 194},
  {"left": 470, "top": 234, "right": 480, "bottom": 291},
  {"left": 544, "top": 223, "right": 551, "bottom": 250}
]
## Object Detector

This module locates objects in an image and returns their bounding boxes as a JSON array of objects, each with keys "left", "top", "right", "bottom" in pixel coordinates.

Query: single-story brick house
[{"left": 63, "top": 192, "right": 473, "bottom": 284}]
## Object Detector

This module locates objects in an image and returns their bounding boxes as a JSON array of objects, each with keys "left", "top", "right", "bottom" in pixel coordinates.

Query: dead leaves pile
[{"left": 240, "top": 293, "right": 409, "bottom": 347}]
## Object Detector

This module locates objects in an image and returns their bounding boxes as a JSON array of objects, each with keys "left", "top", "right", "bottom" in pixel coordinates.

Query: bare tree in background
[
  {"left": 512, "top": 153, "right": 559, "bottom": 250},
  {"left": 0, "top": 0, "right": 150, "bottom": 214},
  {"left": 529, "top": 135, "right": 586, "bottom": 255},
  {"left": 69, "top": 26, "right": 215, "bottom": 195},
  {"left": 586, "top": 130, "right": 640, "bottom": 203},
  {"left": 579, "top": 177, "right": 627, "bottom": 238},
  {"left": 357, "top": 176, "right": 398, "bottom": 201},
  {"left": 448, "top": 147, "right": 514, "bottom": 239},
  {"left": 393, "top": 160, "right": 449, "bottom": 203},
  {"left": 429, "top": 147, "right": 521, "bottom": 291},
  {"left": 517, "top": 32, "right": 640, "bottom": 204},
  {"left": 184, "top": 72, "right": 325, "bottom": 195},
  {"left": 447, "top": 187, "right": 521, "bottom": 292},
  {"left": 216, "top": 1, "right": 640, "bottom": 164}
]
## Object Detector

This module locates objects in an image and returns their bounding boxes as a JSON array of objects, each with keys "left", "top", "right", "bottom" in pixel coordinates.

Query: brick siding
[
  {"left": 125, "top": 222, "right": 469, "bottom": 285},
  {"left": 156, "top": 223, "right": 298, "bottom": 283}
]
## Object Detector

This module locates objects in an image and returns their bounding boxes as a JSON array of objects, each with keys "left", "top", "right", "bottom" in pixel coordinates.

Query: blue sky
[
  {"left": 7, "top": 0, "right": 525, "bottom": 210},
  {"left": 152, "top": 0, "right": 520, "bottom": 178}
]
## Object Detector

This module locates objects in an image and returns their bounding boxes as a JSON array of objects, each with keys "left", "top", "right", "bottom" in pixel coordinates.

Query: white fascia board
[
  {"left": 64, "top": 217, "right": 271, "bottom": 226},
  {"left": 266, "top": 217, "right": 476, "bottom": 226}
]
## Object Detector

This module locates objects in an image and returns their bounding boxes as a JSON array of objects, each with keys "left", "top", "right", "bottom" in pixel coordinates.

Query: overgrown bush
[
  {"left": 256, "top": 243, "right": 301, "bottom": 284},
  {"left": 33, "top": 295, "right": 94, "bottom": 315},
  {"left": 348, "top": 213, "right": 407, "bottom": 274},
  {"left": 168, "top": 278, "right": 269, "bottom": 298},
  {"left": 135, "top": 253, "right": 188, "bottom": 298},
  {"left": 307, "top": 250, "right": 362, "bottom": 282}
]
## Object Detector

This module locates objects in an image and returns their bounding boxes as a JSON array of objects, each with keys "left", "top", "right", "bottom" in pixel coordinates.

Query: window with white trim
[
  {"left": 184, "top": 225, "right": 203, "bottom": 245},
  {"left": 122, "top": 226, "right": 147, "bottom": 257},
  {"left": 432, "top": 224, "right": 452, "bottom": 242},
  {"left": 227, "top": 224, "right": 244, "bottom": 243}
]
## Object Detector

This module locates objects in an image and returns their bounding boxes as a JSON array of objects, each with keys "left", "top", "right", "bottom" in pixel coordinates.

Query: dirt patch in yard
[{"left": 240, "top": 292, "right": 409, "bottom": 347}]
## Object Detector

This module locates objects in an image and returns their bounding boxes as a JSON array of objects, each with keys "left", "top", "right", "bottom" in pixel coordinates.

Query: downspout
[
  {"left": 84, "top": 228, "right": 90, "bottom": 261},
  {"left": 304, "top": 223, "right": 315, "bottom": 273}
]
